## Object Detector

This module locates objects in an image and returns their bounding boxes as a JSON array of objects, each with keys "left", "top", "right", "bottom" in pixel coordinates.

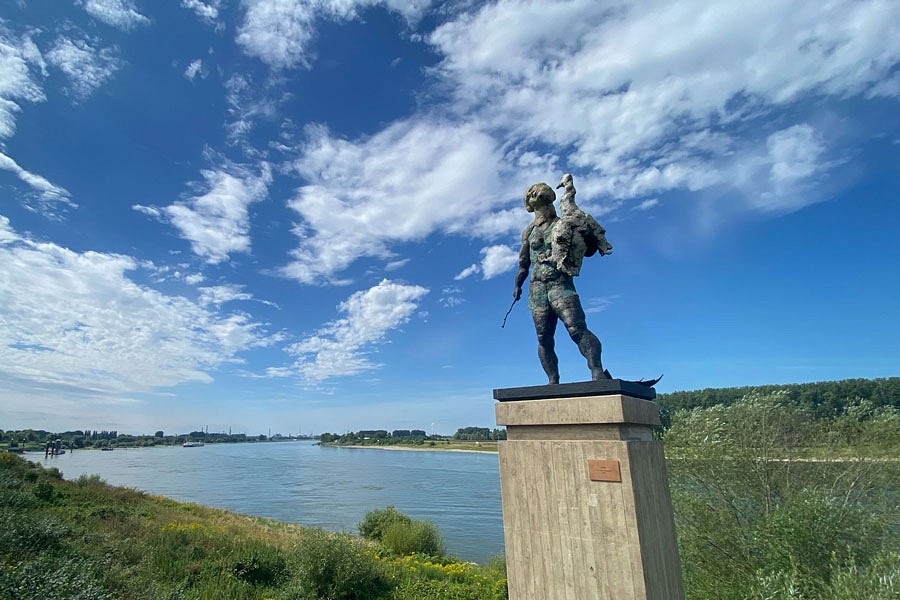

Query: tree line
[
  {"left": 319, "top": 427, "right": 507, "bottom": 445},
  {"left": 0, "top": 429, "right": 269, "bottom": 450},
  {"left": 657, "top": 376, "right": 900, "bottom": 418}
]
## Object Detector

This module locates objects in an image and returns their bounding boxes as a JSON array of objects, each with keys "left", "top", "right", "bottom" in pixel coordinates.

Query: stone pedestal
[{"left": 495, "top": 380, "right": 684, "bottom": 600}]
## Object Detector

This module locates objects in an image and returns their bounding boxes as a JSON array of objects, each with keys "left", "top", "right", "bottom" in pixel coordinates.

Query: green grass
[{"left": 0, "top": 452, "right": 507, "bottom": 599}]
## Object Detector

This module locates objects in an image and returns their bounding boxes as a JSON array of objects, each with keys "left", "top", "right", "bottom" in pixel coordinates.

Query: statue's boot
[{"left": 591, "top": 367, "right": 612, "bottom": 381}]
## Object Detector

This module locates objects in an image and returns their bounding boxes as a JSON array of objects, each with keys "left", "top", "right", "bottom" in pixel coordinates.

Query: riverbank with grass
[{"left": 0, "top": 452, "right": 507, "bottom": 600}]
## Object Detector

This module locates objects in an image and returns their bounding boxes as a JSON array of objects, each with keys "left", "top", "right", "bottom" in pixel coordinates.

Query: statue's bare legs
[
  {"left": 532, "top": 306, "right": 560, "bottom": 384},
  {"left": 532, "top": 295, "right": 609, "bottom": 384}
]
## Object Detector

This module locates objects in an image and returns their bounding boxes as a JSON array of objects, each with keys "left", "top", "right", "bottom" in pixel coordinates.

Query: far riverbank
[{"left": 320, "top": 441, "right": 498, "bottom": 453}]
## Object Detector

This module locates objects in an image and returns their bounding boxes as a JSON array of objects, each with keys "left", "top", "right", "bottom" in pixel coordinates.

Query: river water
[{"left": 42, "top": 441, "right": 504, "bottom": 563}]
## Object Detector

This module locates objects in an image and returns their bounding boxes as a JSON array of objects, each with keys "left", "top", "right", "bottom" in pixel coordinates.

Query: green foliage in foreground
[
  {"left": 0, "top": 453, "right": 507, "bottom": 599},
  {"left": 359, "top": 507, "right": 445, "bottom": 557},
  {"left": 358, "top": 506, "right": 412, "bottom": 542},
  {"left": 666, "top": 392, "right": 900, "bottom": 599}
]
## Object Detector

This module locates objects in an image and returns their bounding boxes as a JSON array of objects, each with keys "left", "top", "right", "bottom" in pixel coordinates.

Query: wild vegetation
[{"left": 664, "top": 391, "right": 900, "bottom": 598}]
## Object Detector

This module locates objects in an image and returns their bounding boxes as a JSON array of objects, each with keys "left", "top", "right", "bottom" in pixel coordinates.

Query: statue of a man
[{"left": 513, "top": 174, "right": 612, "bottom": 384}]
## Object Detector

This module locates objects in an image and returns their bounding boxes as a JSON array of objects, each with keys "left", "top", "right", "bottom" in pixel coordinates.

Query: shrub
[
  {"left": 289, "top": 529, "right": 387, "bottom": 600},
  {"left": 358, "top": 506, "right": 411, "bottom": 541},
  {"left": 76, "top": 473, "right": 106, "bottom": 486},
  {"left": 230, "top": 545, "right": 288, "bottom": 586},
  {"left": 757, "top": 490, "right": 877, "bottom": 584},
  {"left": 33, "top": 480, "right": 54, "bottom": 502},
  {"left": 381, "top": 520, "right": 445, "bottom": 558}
]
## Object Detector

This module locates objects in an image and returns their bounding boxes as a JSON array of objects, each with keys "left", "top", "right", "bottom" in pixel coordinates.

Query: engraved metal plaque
[{"left": 588, "top": 459, "right": 621, "bottom": 482}]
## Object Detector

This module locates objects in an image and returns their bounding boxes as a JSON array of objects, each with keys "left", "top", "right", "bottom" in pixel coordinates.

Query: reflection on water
[{"left": 46, "top": 441, "right": 504, "bottom": 563}]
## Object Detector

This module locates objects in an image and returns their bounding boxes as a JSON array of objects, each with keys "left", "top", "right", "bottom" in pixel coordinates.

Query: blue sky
[{"left": 1, "top": 0, "right": 898, "bottom": 437}]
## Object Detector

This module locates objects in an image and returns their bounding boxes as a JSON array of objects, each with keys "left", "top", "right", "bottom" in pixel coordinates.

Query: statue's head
[{"left": 524, "top": 183, "right": 556, "bottom": 213}]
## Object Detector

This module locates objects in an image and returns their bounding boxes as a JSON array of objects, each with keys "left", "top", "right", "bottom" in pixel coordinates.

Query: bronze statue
[{"left": 513, "top": 174, "right": 612, "bottom": 384}]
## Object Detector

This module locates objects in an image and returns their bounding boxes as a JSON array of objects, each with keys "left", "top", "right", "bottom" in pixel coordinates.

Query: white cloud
[
  {"left": 0, "top": 214, "right": 15, "bottom": 242},
  {"left": 236, "top": 0, "right": 318, "bottom": 69},
  {"left": 235, "top": 0, "right": 899, "bottom": 288},
  {"left": 46, "top": 37, "right": 122, "bottom": 99},
  {"left": 0, "top": 29, "right": 46, "bottom": 139},
  {"left": 725, "top": 123, "right": 829, "bottom": 212},
  {"left": 184, "top": 58, "right": 204, "bottom": 81},
  {"left": 480, "top": 244, "right": 518, "bottom": 279},
  {"left": 439, "top": 286, "right": 464, "bottom": 307},
  {"left": 236, "top": 0, "right": 431, "bottom": 69},
  {"left": 285, "top": 279, "right": 428, "bottom": 381},
  {"left": 465, "top": 206, "right": 530, "bottom": 239},
  {"left": 78, "top": 0, "right": 150, "bottom": 30},
  {"left": 182, "top": 0, "right": 221, "bottom": 25},
  {"left": 224, "top": 73, "right": 287, "bottom": 147},
  {"left": 454, "top": 264, "right": 479, "bottom": 281},
  {"left": 0, "top": 30, "right": 69, "bottom": 218},
  {"left": 428, "top": 0, "right": 900, "bottom": 207},
  {"left": 0, "top": 151, "right": 74, "bottom": 215},
  {"left": 767, "top": 124, "right": 826, "bottom": 187},
  {"left": 584, "top": 296, "right": 617, "bottom": 314},
  {"left": 384, "top": 258, "right": 409, "bottom": 271},
  {"left": 138, "top": 162, "right": 272, "bottom": 264},
  {"left": 0, "top": 216, "right": 271, "bottom": 397},
  {"left": 282, "top": 119, "right": 507, "bottom": 284},
  {"left": 633, "top": 198, "right": 659, "bottom": 211},
  {"left": 454, "top": 244, "right": 518, "bottom": 281},
  {"left": 131, "top": 204, "right": 160, "bottom": 218},
  {"left": 198, "top": 285, "right": 253, "bottom": 306}
]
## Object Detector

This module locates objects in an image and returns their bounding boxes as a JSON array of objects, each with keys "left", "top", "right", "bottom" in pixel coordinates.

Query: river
[{"left": 42, "top": 441, "right": 504, "bottom": 564}]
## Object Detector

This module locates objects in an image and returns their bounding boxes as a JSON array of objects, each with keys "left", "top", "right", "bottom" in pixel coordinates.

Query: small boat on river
[{"left": 182, "top": 442, "right": 205, "bottom": 447}]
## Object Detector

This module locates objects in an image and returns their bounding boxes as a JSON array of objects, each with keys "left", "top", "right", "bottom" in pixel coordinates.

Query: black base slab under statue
[{"left": 494, "top": 378, "right": 658, "bottom": 402}]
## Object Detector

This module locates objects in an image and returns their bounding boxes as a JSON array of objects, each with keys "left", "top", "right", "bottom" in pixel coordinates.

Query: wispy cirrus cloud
[
  {"left": 46, "top": 36, "right": 122, "bottom": 100},
  {"left": 134, "top": 160, "right": 272, "bottom": 264},
  {"left": 0, "top": 215, "right": 272, "bottom": 398},
  {"left": 236, "top": 0, "right": 431, "bottom": 69},
  {"left": 0, "top": 29, "right": 74, "bottom": 216},
  {"left": 77, "top": 0, "right": 150, "bottom": 30},
  {"left": 224, "top": 73, "right": 289, "bottom": 148},
  {"left": 0, "top": 151, "right": 74, "bottom": 215},
  {"left": 0, "top": 29, "right": 46, "bottom": 139},
  {"left": 281, "top": 279, "right": 428, "bottom": 381}
]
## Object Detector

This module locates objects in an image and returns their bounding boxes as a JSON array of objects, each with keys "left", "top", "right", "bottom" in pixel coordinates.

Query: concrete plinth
[{"left": 495, "top": 382, "right": 684, "bottom": 600}]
